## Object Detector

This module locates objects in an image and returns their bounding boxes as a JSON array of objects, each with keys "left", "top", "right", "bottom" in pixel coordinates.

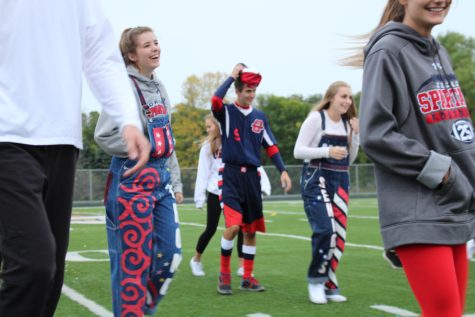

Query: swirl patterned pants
[{"left": 105, "top": 157, "right": 182, "bottom": 317}]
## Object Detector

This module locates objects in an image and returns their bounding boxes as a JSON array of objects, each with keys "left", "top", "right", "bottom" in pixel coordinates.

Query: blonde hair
[
  {"left": 202, "top": 114, "right": 221, "bottom": 155},
  {"left": 342, "top": 0, "right": 405, "bottom": 67},
  {"left": 312, "top": 81, "right": 356, "bottom": 120},
  {"left": 119, "top": 26, "right": 154, "bottom": 65},
  {"left": 312, "top": 81, "right": 357, "bottom": 148}
]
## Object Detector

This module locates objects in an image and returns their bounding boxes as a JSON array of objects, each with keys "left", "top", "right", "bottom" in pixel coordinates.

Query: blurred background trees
[{"left": 79, "top": 32, "right": 475, "bottom": 169}]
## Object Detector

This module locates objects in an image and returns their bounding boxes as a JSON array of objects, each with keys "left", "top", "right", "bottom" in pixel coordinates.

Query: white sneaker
[
  {"left": 467, "top": 239, "right": 475, "bottom": 259},
  {"left": 326, "top": 294, "right": 347, "bottom": 302},
  {"left": 190, "top": 257, "right": 205, "bottom": 276},
  {"left": 237, "top": 266, "right": 244, "bottom": 277},
  {"left": 308, "top": 283, "right": 327, "bottom": 304},
  {"left": 236, "top": 267, "right": 254, "bottom": 277}
]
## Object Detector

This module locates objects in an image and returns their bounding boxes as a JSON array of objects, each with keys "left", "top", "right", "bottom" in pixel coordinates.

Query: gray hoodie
[
  {"left": 360, "top": 22, "right": 475, "bottom": 250},
  {"left": 95, "top": 65, "right": 183, "bottom": 193}
]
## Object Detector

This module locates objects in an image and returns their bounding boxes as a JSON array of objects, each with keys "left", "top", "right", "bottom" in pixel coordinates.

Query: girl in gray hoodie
[
  {"left": 352, "top": 0, "right": 475, "bottom": 316},
  {"left": 95, "top": 27, "right": 182, "bottom": 316}
]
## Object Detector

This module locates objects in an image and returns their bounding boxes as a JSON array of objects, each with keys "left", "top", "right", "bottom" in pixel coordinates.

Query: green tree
[
  {"left": 352, "top": 91, "right": 370, "bottom": 164},
  {"left": 437, "top": 32, "right": 475, "bottom": 121},
  {"left": 79, "top": 111, "right": 111, "bottom": 169},
  {"left": 257, "top": 95, "right": 314, "bottom": 165},
  {"left": 182, "top": 71, "right": 228, "bottom": 108},
  {"left": 171, "top": 104, "right": 209, "bottom": 167}
]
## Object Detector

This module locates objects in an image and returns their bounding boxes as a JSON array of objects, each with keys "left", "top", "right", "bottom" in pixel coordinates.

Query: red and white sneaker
[
  {"left": 239, "top": 276, "right": 265, "bottom": 292},
  {"left": 217, "top": 272, "right": 232, "bottom": 295}
]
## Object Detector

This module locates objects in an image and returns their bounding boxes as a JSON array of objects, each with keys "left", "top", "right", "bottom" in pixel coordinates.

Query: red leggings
[{"left": 396, "top": 244, "right": 468, "bottom": 317}]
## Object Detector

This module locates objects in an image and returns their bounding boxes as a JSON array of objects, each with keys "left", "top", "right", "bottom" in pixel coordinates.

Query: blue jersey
[
  {"left": 214, "top": 103, "right": 277, "bottom": 167},
  {"left": 211, "top": 77, "right": 286, "bottom": 172}
]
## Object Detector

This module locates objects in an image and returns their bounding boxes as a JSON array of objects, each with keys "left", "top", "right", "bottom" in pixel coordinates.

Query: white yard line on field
[
  {"left": 348, "top": 215, "right": 379, "bottom": 219},
  {"left": 263, "top": 210, "right": 378, "bottom": 219},
  {"left": 65, "top": 220, "right": 475, "bottom": 316},
  {"left": 371, "top": 305, "right": 418, "bottom": 316},
  {"left": 70, "top": 212, "right": 379, "bottom": 224},
  {"left": 62, "top": 284, "right": 113, "bottom": 317},
  {"left": 179, "top": 222, "right": 384, "bottom": 250}
]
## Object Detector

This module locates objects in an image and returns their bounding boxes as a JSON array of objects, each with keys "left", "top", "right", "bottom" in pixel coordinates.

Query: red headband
[{"left": 239, "top": 69, "right": 262, "bottom": 88}]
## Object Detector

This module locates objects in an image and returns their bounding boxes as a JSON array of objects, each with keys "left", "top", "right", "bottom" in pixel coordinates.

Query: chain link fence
[{"left": 73, "top": 164, "right": 376, "bottom": 207}]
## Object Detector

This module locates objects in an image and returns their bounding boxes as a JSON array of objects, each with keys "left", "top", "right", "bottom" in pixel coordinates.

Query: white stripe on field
[
  {"left": 263, "top": 210, "right": 378, "bottom": 219},
  {"left": 62, "top": 284, "right": 113, "bottom": 317},
  {"left": 370, "top": 305, "right": 418, "bottom": 316},
  {"left": 179, "top": 222, "right": 384, "bottom": 251},
  {"left": 70, "top": 213, "right": 379, "bottom": 225},
  {"left": 258, "top": 231, "right": 384, "bottom": 250},
  {"left": 350, "top": 215, "right": 378, "bottom": 220},
  {"left": 65, "top": 220, "right": 474, "bottom": 316}
]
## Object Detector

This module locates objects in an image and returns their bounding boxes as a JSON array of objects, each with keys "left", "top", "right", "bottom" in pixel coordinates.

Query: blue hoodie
[{"left": 360, "top": 22, "right": 475, "bottom": 250}]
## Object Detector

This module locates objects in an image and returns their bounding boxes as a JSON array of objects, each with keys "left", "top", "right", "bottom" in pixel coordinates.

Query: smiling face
[
  {"left": 399, "top": 0, "right": 451, "bottom": 36},
  {"left": 329, "top": 86, "right": 353, "bottom": 116},
  {"left": 235, "top": 85, "right": 256, "bottom": 107},
  {"left": 128, "top": 31, "right": 161, "bottom": 77}
]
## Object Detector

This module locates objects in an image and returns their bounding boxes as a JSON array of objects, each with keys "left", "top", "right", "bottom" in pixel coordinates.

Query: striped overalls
[{"left": 300, "top": 111, "right": 349, "bottom": 296}]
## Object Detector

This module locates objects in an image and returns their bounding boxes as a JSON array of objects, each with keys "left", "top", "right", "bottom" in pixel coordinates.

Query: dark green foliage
[{"left": 438, "top": 32, "right": 475, "bottom": 122}]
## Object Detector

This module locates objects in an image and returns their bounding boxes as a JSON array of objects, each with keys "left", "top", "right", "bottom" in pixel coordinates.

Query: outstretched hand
[
  {"left": 280, "top": 170, "right": 292, "bottom": 193},
  {"left": 121, "top": 125, "right": 151, "bottom": 177}
]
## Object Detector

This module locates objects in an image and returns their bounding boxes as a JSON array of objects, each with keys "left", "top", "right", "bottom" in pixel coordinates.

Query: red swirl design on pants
[
  {"left": 118, "top": 168, "right": 159, "bottom": 224},
  {"left": 117, "top": 167, "right": 159, "bottom": 316},
  {"left": 120, "top": 220, "right": 152, "bottom": 249}
]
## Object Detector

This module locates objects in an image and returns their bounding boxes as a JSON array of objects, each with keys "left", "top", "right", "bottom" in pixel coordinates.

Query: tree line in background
[{"left": 79, "top": 32, "right": 475, "bottom": 169}]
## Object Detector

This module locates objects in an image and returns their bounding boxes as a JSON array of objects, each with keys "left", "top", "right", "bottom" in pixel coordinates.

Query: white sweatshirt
[
  {"left": 294, "top": 110, "right": 359, "bottom": 164},
  {"left": 0, "top": 0, "right": 142, "bottom": 149},
  {"left": 194, "top": 141, "right": 271, "bottom": 209}
]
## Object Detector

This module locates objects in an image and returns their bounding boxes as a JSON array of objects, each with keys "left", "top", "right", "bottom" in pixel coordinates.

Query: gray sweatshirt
[
  {"left": 95, "top": 65, "right": 183, "bottom": 193},
  {"left": 360, "top": 22, "right": 475, "bottom": 250}
]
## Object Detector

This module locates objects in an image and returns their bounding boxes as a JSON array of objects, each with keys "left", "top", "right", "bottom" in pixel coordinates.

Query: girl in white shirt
[{"left": 294, "top": 81, "right": 359, "bottom": 304}]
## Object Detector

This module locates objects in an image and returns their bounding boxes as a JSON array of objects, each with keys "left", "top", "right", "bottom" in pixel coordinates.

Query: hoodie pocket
[{"left": 434, "top": 160, "right": 472, "bottom": 213}]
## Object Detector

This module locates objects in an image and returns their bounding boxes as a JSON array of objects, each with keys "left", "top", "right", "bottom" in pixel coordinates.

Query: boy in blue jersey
[{"left": 211, "top": 63, "right": 292, "bottom": 294}]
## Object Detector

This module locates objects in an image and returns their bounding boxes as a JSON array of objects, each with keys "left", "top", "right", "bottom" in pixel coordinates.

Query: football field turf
[{"left": 57, "top": 198, "right": 475, "bottom": 317}]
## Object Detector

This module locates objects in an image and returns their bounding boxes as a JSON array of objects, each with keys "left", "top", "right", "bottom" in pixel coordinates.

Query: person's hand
[
  {"left": 350, "top": 117, "right": 359, "bottom": 134},
  {"left": 280, "top": 170, "right": 292, "bottom": 193},
  {"left": 175, "top": 192, "right": 184, "bottom": 204},
  {"left": 121, "top": 124, "right": 151, "bottom": 177},
  {"left": 231, "top": 63, "right": 246, "bottom": 79},
  {"left": 436, "top": 167, "right": 451, "bottom": 190},
  {"left": 441, "top": 168, "right": 451, "bottom": 186},
  {"left": 329, "top": 146, "right": 348, "bottom": 160}
]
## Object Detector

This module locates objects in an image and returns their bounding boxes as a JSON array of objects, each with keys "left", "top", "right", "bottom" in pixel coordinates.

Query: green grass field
[{"left": 57, "top": 198, "right": 475, "bottom": 317}]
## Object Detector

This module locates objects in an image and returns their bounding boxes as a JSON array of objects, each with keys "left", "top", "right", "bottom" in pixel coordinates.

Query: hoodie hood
[
  {"left": 127, "top": 64, "right": 156, "bottom": 83},
  {"left": 364, "top": 21, "right": 440, "bottom": 59},
  {"left": 125, "top": 64, "right": 171, "bottom": 112}
]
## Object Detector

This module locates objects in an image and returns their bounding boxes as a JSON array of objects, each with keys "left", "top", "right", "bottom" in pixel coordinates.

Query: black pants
[
  {"left": 195, "top": 193, "right": 243, "bottom": 258},
  {"left": 0, "top": 143, "right": 78, "bottom": 317}
]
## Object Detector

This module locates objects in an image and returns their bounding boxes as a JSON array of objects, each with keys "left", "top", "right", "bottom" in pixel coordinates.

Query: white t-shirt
[{"left": 0, "top": 0, "right": 142, "bottom": 148}]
